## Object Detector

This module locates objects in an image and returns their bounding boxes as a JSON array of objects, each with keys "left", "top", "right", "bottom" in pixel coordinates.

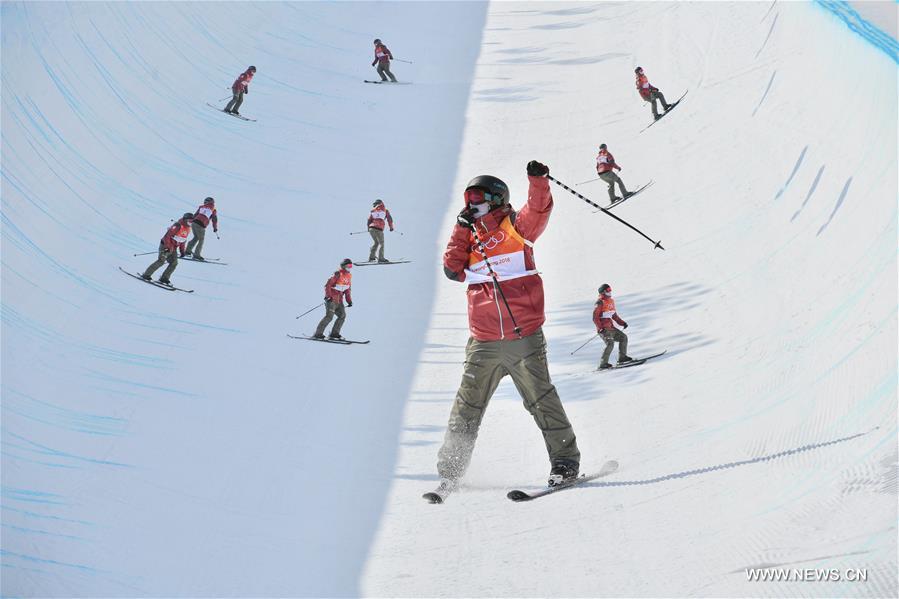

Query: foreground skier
[{"left": 430, "top": 160, "right": 581, "bottom": 501}]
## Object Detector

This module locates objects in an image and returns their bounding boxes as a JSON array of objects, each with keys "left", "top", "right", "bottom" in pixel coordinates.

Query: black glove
[
  {"left": 347, "top": 301, "right": 353, "bottom": 307},
  {"left": 527, "top": 160, "right": 549, "bottom": 177},
  {"left": 622, "top": 322, "right": 629, "bottom": 329},
  {"left": 372, "top": 61, "right": 377, "bottom": 67},
  {"left": 324, "top": 297, "right": 332, "bottom": 303},
  {"left": 457, "top": 207, "right": 477, "bottom": 228},
  {"left": 244, "top": 88, "right": 249, "bottom": 94}
]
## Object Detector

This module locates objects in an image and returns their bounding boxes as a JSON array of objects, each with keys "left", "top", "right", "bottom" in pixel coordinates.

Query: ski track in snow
[{"left": 2, "top": 1, "right": 897, "bottom": 598}]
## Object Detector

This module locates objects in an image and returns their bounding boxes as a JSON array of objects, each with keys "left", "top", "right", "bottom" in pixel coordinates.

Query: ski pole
[
  {"left": 571, "top": 333, "right": 599, "bottom": 355},
  {"left": 349, "top": 231, "right": 369, "bottom": 235},
  {"left": 547, "top": 175, "right": 664, "bottom": 250},
  {"left": 575, "top": 177, "right": 601, "bottom": 186},
  {"left": 296, "top": 302, "right": 324, "bottom": 319},
  {"left": 394, "top": 58, "right": 413, "bottom": 64},
  {"left": 218, "top": 95, "right": 231, "bottom": 102},
  {"left": 132, "top": 251, "right": 157, "bottom": 257},
  {"left": 468, "top": 223, "right": 523, "bottom": 339}
]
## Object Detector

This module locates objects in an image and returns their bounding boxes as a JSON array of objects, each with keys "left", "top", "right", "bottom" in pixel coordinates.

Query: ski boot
[
  {"left": 328, "top": 333, "right": 344, "bottom": 341},
  {"left": 618, "top": 356, "right": 634, "bottom": 365},
  {"left": 158, "top": 278, "right": 173, "bottom": 286},
  {"left": 423, "top": 477, "right": 457, "bottom": 504},
  {"left": 653, "top": 113, "right": 662, "bottom": 121},
  {"left": 377, "top": 258, "right": 390, "bottom": 263},
  {"left": 193, "top": 255, "right": 205, "bottom": 262},
  {"left": 140, "top": 273, "right": 152, "bottom": 281},
  {"left": 548, "top": 460, "right": 579, "bottom": 487},
  {"left": 598, "top": 363, "right": 613, "bottom": 370},
  {"left": 311, "top": 333, "right": 325, "bottom": 339}
]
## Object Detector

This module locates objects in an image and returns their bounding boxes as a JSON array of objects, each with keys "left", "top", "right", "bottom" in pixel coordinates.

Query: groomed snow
[
  {"left": 363, "top": 2, "right": 896, "bottom": 597},
  {"left": 2, "top": 2, "right": 896, "bottom": 598}
]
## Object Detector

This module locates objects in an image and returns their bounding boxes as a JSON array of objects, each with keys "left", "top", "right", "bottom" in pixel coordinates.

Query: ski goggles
[{"left": 464, "top": 188, "right": 500, "bottom": 205}]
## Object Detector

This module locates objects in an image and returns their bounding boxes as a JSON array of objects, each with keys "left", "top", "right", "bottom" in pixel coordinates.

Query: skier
[
  {"left": 596, "top": 143, "right": 630, "bottom": 203},
  {"left": 367, "top": 199, "right": 394, "bottom": 262},
  {"left": 142, "top": 213, "right": 194, "bottom": 285},
  {"left": 224, "top": 65, "right": 256, "bottom": 115},
  {"left": 371, "top": 39, "right": 397, "bottom": 83},
  {"left": 185, "top": 197, "right": 219, "bottom": 261},
  {"left": 313, "top": 258, "right": 353, "bottom": 340},
  {"left": 593, "top": 283, "right": 633, "bottom": 369},
  {"left": 435, "top": 160, "right": 581, "bottom": 495},
  {"left": 635, "top": 66, "right": 670, "bottom": 121}
]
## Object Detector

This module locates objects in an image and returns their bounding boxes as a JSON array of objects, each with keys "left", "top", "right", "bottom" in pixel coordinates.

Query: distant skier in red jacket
[
  {"left": 367, "top": 199, "right": 394, "bottom": 262},
  {"left": 313, "top": 259, "right": 353, "bottom": 340},
  {"left": 433, "top": 160, "right": 581, "bottom": 497},
  {"left": 224, "top": 65, "right": 256, "bottom": 116},
  {"left": 593, "top": 283, "right": 633, "bottom": 369},
  {"left": 371, "top": 39, "right": 397, "bottom": 83},
  {"left": 142, "top": 213, "right": 194, "bottom": 285},
  {"left": 596, "top": 143, "right": 630, "bottom": 203},
  {"left": 185, "top": 197, "right": 219, "bottom": 261},
  {"left": 635, "top": 66, "right": 670, "bottom": 121}
]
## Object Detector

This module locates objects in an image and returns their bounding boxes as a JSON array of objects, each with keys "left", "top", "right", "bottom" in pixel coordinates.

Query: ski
[
  {"left": 508, "top": 459, "right": 619, "bottom": 502},
  {"left": 363, "top": 80, "right": 413, "bottom": 85},
  {"left": 119, "top": 267, "right": 194, "bottom": 293},
  {"left": 597, "top": 350, "right": 667, "bottom": 372},
  {"left": 206, "top": 103, "right": 256, "bottom": 122},
  {"left": 640, "top": 90, "right": 688, "bottom": 132},
  {"left": 286, "top": 334, "right": 370, "bottom": 345},
  {"left": 180, "top": 256, "right": 227, "bottom": 266},
  {"left": 353, "top": 259, "right": 411, "bottom": 266},
  {"left": 595, "top": 181, "right": 654, "bottom": 212}
]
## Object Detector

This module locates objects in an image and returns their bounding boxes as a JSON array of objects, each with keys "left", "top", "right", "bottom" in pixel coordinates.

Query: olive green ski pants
[{"left": 436, "top": 328, "right": 580, "bottom": 480}]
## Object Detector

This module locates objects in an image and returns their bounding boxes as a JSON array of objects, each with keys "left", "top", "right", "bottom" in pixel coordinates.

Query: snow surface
[{"left": 2, "top": 1, "right": 896, "bottom": 598}]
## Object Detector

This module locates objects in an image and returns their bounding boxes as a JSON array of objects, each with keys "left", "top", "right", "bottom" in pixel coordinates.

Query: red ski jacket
[
  {"left": 596, "top": 149, "right": 620, "bottom": 174},
  {"left": 192, "top": 202, "right": 218, "bottom": 231},
  {"left": 324, "top": 269, "right": 352, "bottom": 305},
  {"left": 443, "top": 175, "right": 553, "bottom": 341},
  {"left": 636, "top": 73, "right": 655, "bottom": 101},
  {"left": 232, "top": 70, "right": 254, "bottom": 93},
  {"left": 162, "top": 220, "right": 191, "bottom": 253},
  {"left": 593, "top": 296, "right": 627, "bottom": 331},
  {"left": 372, "top": 44, "right": 393, "bottom": 66},
  {"left": 367, "top": 205, "right": 394, "bottom": 231}
]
